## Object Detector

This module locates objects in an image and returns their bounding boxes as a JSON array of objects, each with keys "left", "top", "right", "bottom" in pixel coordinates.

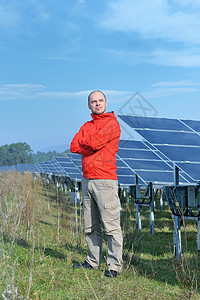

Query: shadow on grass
[
  {"left": 16, "top": 237, "right": 30, "bottom": 248},
  {"left": 64, "top": 241, "right": 88, "bottom": 257},
  {"left": 39, "top": 220, "right": 53, "bottom": 226},
  {"left": 41, "top": 247, "right": 66, "bottom": 260}
]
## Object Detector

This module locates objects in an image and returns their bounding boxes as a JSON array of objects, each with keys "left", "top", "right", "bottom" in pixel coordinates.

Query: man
[{"left": 70, "top": 90, "right": 123, "bottom": 277}]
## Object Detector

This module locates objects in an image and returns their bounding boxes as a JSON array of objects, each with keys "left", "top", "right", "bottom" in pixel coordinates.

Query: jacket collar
[{"left": 91, "top": 111, "right": 116, "bottom": 120}]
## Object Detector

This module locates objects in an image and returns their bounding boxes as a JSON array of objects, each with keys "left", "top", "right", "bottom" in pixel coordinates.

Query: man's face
[{"left": 88, "top": 91, "right": 107, "bottom": 114}]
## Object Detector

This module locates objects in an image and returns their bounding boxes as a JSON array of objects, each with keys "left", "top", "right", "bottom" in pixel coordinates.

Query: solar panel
[
  {"left": 36, "top": 160, "right": 63, "bottom": 176},
  {"left": 123, "top": 160, "right": 172, "bottom": 171},
  {"left": 0, "top": 165, "right": 14, "bottom": 172},
  {"left": 176, "top": 163, "right": 200, "bottom": 182},
  {"left": 118, "top": 115, "right": 200, "bottom": 183},
  {"left": 118, "top": 140, "right": 148, "bottom": 149},
  {"left": 13, "top": 163, "right": 40, "bottom": 173},
  {"left": 155, "top": 145, "right": 200, "bottom": 162},
  {"left": 117, "top": 139, "right": 189, "bottom": 185},
  {"left": 117, "top": 149, "right": 159, "bottom": 159},
  {"left": 181, "top": 119, "right": 200, "bottom": 132},
  {"left": 54, "top": 155, "right": 82, "bottom": 181},
  {"left": 136, "top": 130, "right": 200, "bottom": 146},
  {"left": 135, "top": 170, "right": 175, "bottom": 184},
  {"left": 119, "top": 115, "right": 191, "bottom": 131}
]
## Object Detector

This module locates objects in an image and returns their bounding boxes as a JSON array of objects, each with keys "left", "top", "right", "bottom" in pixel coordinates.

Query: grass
[{"left": 0, "top": 171, "right": 200, "bottom": 299}]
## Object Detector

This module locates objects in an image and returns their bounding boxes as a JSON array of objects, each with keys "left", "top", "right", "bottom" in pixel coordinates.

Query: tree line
[{"left": 0, "top": 142, "right": 66, "bottom": 166}]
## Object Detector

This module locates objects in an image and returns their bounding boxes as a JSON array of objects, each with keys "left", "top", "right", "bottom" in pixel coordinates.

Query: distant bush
[
  {"left": 31, "top": 150, "right": 65, "bottom": 163},
  {"left": 0, "top": 142, "right": 33, "bottom": 166}
]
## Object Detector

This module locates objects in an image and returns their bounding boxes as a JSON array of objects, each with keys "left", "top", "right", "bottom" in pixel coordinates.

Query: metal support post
[
  {"left": 64, "top": 184, "right": 67, "bottom": 194},
  {"left": 174, "top": 215, "right": 181, "bottom": 260},
  {"left": 174, "top": 165, "right": 179, "bottom": 186},
  {"left": 126, "top": 188, "right": 129, "bottom": 204},
  {"left": 160, "top": 189, "right": 163, "bottom": 212},
  {"left": 75, "top": 180, "right": 78, "bottom": 233},
  {"left": 135, "top": 173, "right": 139, "bottom": 185},
  {"left": 136, "top": 203, "right": 141, "bottom": 231},
  {"left": 197, "top": 183, "right": 200, "bottom": 253},
  {"left": 149, "top": 182, "right": 155, "bottom": 234},
  {"left": 197, "top": 219, "right": 200, "bottom": 253}
]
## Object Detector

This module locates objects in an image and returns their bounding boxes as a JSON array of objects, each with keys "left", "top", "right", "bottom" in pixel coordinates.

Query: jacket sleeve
[
  {"left": 79, "top": 118, "right": 121, "bottom": 151},
  {"left": 70, "top": 125, "right": 95, "bottom": 156}
]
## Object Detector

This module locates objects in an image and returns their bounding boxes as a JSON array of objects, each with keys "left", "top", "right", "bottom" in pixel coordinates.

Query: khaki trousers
[{"left": 82, "top": 178, "right": 123, "bottom": 272}]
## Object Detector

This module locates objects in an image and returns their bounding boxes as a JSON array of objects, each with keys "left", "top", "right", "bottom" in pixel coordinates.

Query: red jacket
[{"left": 70, "top": 111, "right": 121, "bottom": 179}]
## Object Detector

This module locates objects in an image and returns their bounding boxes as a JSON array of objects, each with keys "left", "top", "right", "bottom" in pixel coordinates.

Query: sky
[{"left": 1, "top": 0, "right": 200, "bottom": 153}]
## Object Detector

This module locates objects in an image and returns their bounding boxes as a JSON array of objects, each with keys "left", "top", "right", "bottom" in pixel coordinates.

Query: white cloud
[
  {"left": 38, "top": 12, "right": 51, "bottom": 21},
  {"left": 100, "top": 0, "right": 200, "bottom": 44},
  {"left": 0, "top": 84, "right": 133, "bottom": 102},
  {"left": 144, "top": 79, "right": 200, "bottom": 100},
  {"left": 0, "top": 4, "right": 20, "bottom": 29},
  {"left": 144, "top": 87, "right": 198, "bottom": 100},
  {"left": 34, "top": 90, "right": 134, "bottom": 103},
  {"left": 105, "top": 48, "right": 200, "bottom": 68},
  {"left": 0, "top": 84, "right": 45, "bottom": 100},
  {"left": 0, "top": 82, "right": 197, "bottom": 106},
  {"left": 150, "top": 49, "right": 200, "bottom": 67},
  {"left": 152, "top": 80, "right": 200, "bottom": 87}
]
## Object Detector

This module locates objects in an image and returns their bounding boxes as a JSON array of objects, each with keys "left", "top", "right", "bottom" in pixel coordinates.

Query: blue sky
[{"left": 1, "top": 0, "right": 200, "bottom": 153}]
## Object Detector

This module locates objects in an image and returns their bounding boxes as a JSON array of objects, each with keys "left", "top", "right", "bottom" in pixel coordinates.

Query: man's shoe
[
  {"left": 73, "top": 260, "right": 93, "bottom": 269},
  {"left": 104, "top": 270, "right": 118, "bottom": 278}
]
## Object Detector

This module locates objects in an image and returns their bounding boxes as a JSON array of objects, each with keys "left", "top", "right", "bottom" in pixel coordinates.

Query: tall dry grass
[{"left": 0, "top": 171, "right": 39, "bottom": 299}]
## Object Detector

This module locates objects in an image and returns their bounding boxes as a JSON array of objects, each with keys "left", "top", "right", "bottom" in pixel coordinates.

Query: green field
[{"left": 0, "top": 171, "right": 200, "bottom": 299}]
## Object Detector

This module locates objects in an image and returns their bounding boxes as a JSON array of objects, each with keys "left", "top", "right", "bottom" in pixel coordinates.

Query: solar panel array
[
  {"left": 1, "top": 116, "right": 200, "bottom": 186},
  {"left": 118, "top": 115, "right": 200, "bottom": 183},
  {"left": 0, "top": 164, "right": 40, "bottom": 173}
]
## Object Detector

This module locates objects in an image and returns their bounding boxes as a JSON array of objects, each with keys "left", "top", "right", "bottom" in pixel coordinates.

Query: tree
[{"left": 0, "top": 142, "right": 33, "bottom": 166}]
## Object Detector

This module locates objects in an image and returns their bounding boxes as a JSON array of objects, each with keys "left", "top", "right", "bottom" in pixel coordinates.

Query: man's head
[{"left": 88, "top": 90, "right": 107, "bottom": 115}]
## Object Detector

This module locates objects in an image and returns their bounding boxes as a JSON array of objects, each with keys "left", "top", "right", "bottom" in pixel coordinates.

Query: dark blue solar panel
[
  {"left": 37, "top": 161, "right": 50, "bottom": 172},
  {"left": 156, "top": 145, "right": 200, "bottom": 162},
  {"left": 136, "top": 170, "right": 187, "bottom": 184},
  {"left": 176, "top": 163, "right": 200, "bottom": 181},
  {"left": 117, "top": 149, "right": 160, "bottom": 160},
  {"left": 123, "top": 159, "right": 172, "bottom": 171},
  {"left": 117, "top": 176, "right": 136, "bottom": 185},
  {"left": 61, "top": 167, "right": 80, "bottom": 173},
  {"left": 0, "top": 166, "right": 14, "bottom": 172},
  {"left": 67, "top": 153, "right": 82, "bottom": 161},
  {"left": 119, "top": 115, "right": 191, "bottom": 131},
  {"left": 36, "top": 160, "right": 64, "bottom": 175},
  {"left": 182, "top": 119, "right": 200, "bottom": 132},
  {"left": 116, "top": 159, "right": 128, "bottom": 168},
  {"left": 54, "top": 157, "right": 71, "bottom": 162},
  {"left": 153, "top": 150, "right": 170, "bottom": 161},
  {"left": 68, "top": 173, "right": 83, "bottom": 180},
  {"left": 143, "top": 141, "right": 157, "bottom": 150},
  {"left": 116, "top": 168, "right": 135, "bottom": 176},
  {"left": 118, "top": 140, "right": 148, "bottom": 149},
  {"left": 54, "top": 155, "right": 82, "bottom": 180},
  {"left": 56, "top": 161, "right": 76, "bottom": 168},
  {"left": 136, "top": 130, "right": 200, "bottom": 146},
  {"left": 71, "top": 161, "right": 82, "bottom": 168}
]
